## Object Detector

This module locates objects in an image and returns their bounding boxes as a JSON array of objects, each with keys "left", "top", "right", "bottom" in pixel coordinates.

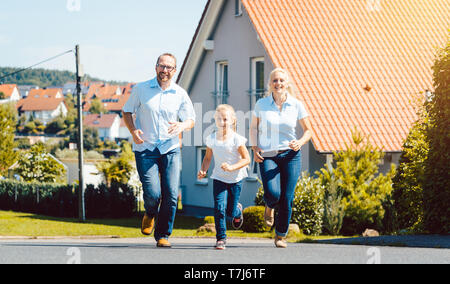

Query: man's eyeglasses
[{"left": 157, "top": 64, "right": 176, "bottom": 72}]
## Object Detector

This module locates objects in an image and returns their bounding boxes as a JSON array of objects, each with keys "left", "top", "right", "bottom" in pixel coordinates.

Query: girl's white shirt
[{"left": 205, "top": 131, "right": 248, "bottom": 184}]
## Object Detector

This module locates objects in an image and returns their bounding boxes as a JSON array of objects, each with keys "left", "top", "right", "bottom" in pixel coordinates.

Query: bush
[
  {"left": 318, "top": 167, "right": 345, "bottom": 235},
  {"left": 0, "top": 180, "right": 137, "bottom": 218},
  {"left": 242, "top": 206, "right": 268, "bottom": 233},
  {"left": 291, "top": 172, "right": 324, "bottom": 236},
  {"left": 255, "top": 174, "right": 324, "bottom": 236}
]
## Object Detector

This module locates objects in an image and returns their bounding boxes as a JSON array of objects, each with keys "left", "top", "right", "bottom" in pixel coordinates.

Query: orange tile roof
[
  {"left": 0, "top": 84, "right": 18, "bottom": 98},
  {"left": 84, "top": 113, "right": 119, "bottom": 128},
  {"left": 17, "top": 88, "right": 65, "bottom": 111},
  {"left": 242, "top": 0, "right": 450, "bottom": 152},
  {"left": 83, "top": 83, "right": 134, "bottom": 112}
]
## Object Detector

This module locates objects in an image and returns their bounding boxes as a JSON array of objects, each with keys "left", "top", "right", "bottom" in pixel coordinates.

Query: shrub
[
  {"left": 291, "top": 172, "right": 324, "bottom": 236},
  {"left": 254, "top": 173, "right": 324, "bottom": 236},
  {"left": 0, "top": 179, "right": 137, "bottom": 218},
  {"left": 242, "top": 206, "right": 268, "bottom": 233},
  {"left": 317, "top": 166, "right": 345, "bottom": 235}
]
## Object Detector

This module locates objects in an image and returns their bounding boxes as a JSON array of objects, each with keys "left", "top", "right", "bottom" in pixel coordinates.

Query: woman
[{"left": 250, "top": 68, "right": 312, "bottom": 248}]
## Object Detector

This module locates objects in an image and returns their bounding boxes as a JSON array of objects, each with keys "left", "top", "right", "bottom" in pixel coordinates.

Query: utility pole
[{"left": 75, "top": 44, "right": 85, "bottom": 222}]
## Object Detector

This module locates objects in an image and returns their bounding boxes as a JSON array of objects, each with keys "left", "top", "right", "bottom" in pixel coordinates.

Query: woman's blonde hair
[
  {"left": 215, "top": 104, "right": 237, "bottom": 131},
  {"left": 266, "top": 67, "right": 297, "bottom": 98}
]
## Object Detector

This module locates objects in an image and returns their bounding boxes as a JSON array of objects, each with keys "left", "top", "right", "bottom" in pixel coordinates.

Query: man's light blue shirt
[
  {"left": 122, "top": 77, "right": 196, "bottom": 154},
  {"left": 253, "top": 94, "right": 309, "bottom": 152}
]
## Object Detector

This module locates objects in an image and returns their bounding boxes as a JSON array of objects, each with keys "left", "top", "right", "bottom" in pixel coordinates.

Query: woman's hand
[
  {"left": 252, "top": 146, "right": 264, "bottom": 163},
  {"left": 289, "top": 140, "right": 303, "bottom": 152}
]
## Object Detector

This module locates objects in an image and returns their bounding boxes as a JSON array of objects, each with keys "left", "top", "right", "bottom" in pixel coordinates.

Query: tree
[
  {"left": 423, "top": 36, "right": 450, "bottom": 234},
  {"left": 96, "top": 142, "right": 134, "bottom": 187},
  {"left": 0, "top": 91, "right": 5, "bottom": 100},
  {"left": 15, "top": 143, "right": 66, "bottom": 183},
  {"left": 0, "top": 103, "right": 18, "bottom": 176},
  {"left": 319, "top": 129, "right": 396, "bottom": 235},
  {"left": 391, "top": 95, "right": 429, "bottom": 233},
  {"left": 89, "top": 98, "right": 107, "bottom": 114}
]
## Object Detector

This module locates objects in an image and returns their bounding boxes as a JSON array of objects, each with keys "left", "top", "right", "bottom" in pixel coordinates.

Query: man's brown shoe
[
  {"left": 141, "top": 213, "right": 155, "bottom": 236},
  {"left": 157, "top": 239, "right": 171, "bottom": 248}
]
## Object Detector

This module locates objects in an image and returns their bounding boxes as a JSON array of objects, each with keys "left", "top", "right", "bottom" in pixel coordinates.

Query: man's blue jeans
[
  {"left": 134, "top": 147, "right": 180, "bottom": 241},
  {"left": 259, "top": 150, "right": 301, "bottom": 237},
  {"left": 213, "top": 179, "right": 243, "bottom": 241}
]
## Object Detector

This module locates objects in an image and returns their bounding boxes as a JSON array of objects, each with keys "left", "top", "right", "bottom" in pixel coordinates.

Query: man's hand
[{"left": 132, "top": 129, "right": 144, "bottom": 144}]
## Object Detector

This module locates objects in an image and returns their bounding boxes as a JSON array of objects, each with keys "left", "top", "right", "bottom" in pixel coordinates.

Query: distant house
[
  {"left": 83, "top": 83, "right": 135, "bottom": 116},
  {"left": 16, "top": 88, "right": 67, "bottom": 125},
  {"left": 0, "top": 84, "right": 21, "bottom": 104},
  {"left": 62, "top": 81, "right": 90, "bottom": 96},
  {"left": 84, "top": 113, "right": 121, "bottom": 141},
  {"left": 176, "top": 0, "right": 450, "bottom": 215}
]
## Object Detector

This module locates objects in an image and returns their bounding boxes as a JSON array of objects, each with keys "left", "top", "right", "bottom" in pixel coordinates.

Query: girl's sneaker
[
  {"left": 232, "top": 203, "right": 244, "bottom": 230},
  {"left": 215, "top": 239, "right": 226, "bottom": 250}
]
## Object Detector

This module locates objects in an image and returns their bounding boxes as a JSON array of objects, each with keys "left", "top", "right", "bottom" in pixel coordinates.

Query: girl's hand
[
  {"left": 252, "top": 147, "right": 264, "bottom": 163},
  {"left": 289, "top": 140, "right": 303, "bottom": 151},
  {"left": 197, "top": 170, "right": 207, "bottom": 179},
  {"left": 221, "top": 163, "right": 235, "bottom": 172}
]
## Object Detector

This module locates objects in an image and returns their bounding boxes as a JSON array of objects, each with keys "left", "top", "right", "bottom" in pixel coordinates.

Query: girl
[
  {"left": 250, "top": 68, "right": 312, "bottom": 248},
  {"left": 197, "top": 104, "right": 251, "bottom": 250}
]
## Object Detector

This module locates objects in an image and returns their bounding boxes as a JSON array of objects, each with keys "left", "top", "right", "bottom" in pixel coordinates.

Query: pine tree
[{"left": 328, "top": 129, "right": 396, "bottom": 235}]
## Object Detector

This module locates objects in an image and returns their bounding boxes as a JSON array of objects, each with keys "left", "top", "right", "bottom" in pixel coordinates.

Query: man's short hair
[{"left": 157, "top": 53, "right": 177, "bottom": 68}]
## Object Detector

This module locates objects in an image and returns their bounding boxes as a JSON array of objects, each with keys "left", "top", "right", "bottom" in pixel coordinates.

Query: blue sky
[{"left": 0, "top": 0, "right": 208, "bottom": 82}]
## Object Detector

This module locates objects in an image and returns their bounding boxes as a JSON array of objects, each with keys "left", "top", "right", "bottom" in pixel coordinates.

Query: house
[
  {"left": 83, "top": 83, "right": 135, "bottom": 116},
  {"left": 84, "top": 113, "right": 121, "bottom": 141},
  {"left": 176, "top": 0, "right": 450, "bottom": 216},
  {"left": 16, "top": 88, "right": 67, "bottom": 125},
  {"left": 0, "top": 84, "right": 21, "bottom": 104}
]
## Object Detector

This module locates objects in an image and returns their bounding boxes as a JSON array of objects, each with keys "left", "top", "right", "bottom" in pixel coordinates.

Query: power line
[{"left": 0, "top": 49, "right": 74, "bottom": 81}]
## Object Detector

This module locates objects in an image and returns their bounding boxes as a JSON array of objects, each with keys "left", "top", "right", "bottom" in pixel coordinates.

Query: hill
[{"left": 0, "top": 67, "right": 129, "bottom": 87}]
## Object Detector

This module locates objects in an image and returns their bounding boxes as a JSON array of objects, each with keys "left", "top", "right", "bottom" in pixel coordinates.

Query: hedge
[{"left": 0, "top": 180, "right": 137, "bottom": 218}]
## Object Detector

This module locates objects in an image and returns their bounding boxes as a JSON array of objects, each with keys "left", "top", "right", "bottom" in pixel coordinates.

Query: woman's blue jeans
[
  {"left": 134, "top": 147, "right": 180, "bottom": 241},
  {"left": 259, "top": 150, "right": 301, "bottom": 237},
  {"left": 213, "top": 179, "right": 243, "bottom": 241}
]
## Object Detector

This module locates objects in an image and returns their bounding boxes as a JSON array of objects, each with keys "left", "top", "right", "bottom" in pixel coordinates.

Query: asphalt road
[{"left": 0, "top": 237, "right": 448, "bottom": 264}]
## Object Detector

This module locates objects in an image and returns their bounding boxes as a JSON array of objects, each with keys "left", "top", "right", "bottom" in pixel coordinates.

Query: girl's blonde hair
[
  {"left": 266, "top": 67, "right": 298, "bottom": 99},
  {"left": 215, "top": 104, "right": 237, "bottom": 131}
]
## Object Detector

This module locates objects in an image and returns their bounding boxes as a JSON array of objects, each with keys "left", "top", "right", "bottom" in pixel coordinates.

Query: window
[
  {"left": 196, "top": 147, "right": 208, "bottom": 184},
  {"left": 214, "top": 61, "right": 229, "bottom": 107},
  {"left": 235, "top": 0, "right": 243, "bottom": 16},
  {"left": 249, "top": 57, "right": 265, "bottom": 109}
]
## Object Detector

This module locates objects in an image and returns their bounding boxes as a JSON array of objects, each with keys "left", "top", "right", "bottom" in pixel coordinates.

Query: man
[{"left": 122, "top": 53, "right": 195, "bottom": 248}]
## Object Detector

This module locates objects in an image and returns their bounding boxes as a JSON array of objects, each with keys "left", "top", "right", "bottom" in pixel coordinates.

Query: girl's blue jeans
[
  {"left": 259, "top": 149, "right": 301, "bottom": 237},
  {"left": 213, "top": 179, "right": 243, "bottom": 241}
]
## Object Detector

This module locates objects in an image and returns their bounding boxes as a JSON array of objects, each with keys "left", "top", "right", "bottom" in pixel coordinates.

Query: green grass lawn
[
  {"left": 0, "top": 210, "right": 344, "bottom": 242},
  {"left": 0, "top": 210, "right": 273, "bottom": 239}
]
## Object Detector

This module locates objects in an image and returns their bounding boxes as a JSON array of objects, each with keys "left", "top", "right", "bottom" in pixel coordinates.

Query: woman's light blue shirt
[
  {"left": 253, "top": 94, "right": 309, "bottom": 152},
  {"left": 122, "top": 77, "right": 196, "bottom": 154}
]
